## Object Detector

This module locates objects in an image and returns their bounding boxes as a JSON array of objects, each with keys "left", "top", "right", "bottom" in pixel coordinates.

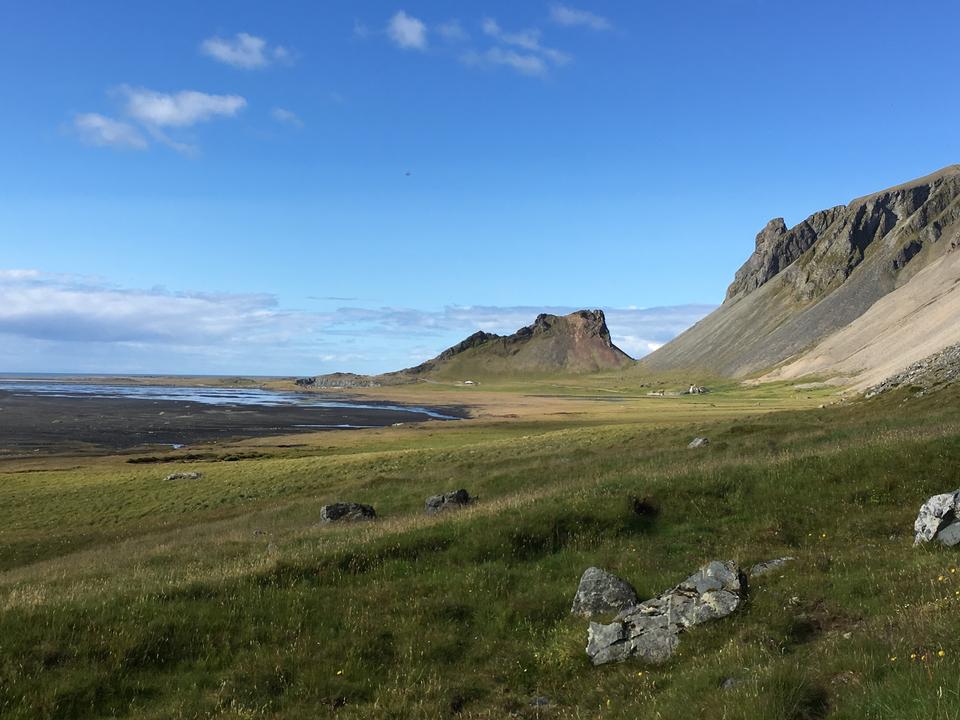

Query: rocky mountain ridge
[{"left": 641, "top": 164, "right": 960, "bottom": 381}]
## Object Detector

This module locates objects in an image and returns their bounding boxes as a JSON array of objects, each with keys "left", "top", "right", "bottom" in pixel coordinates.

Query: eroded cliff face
[
  {"left": 642, "top": 164, "right": 960, "bottom": 378},
  {"left": 726, "top": 168, "right": 960, "bottom": 305},
  {"left": 725, "top": 208, "right": 844, "bottom": 300}
]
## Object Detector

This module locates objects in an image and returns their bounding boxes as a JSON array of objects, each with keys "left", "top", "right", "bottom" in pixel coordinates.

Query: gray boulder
[
  {"left": 320, "top": 502, "right": 377, "bottom": 523},
  {"left": 571, "top": 567, "right": 639, "bottom": 617},
  {"left": 915, "top": 490, "right": 960, "bottom": 545},
  {"left": 425, "top": 489, "right": 472, "bottom": 515},
  {"left": 688, "top": 437, "right": 710, "bottom": 449},
  {"left": 586, "top": 560, "right": 744, "bottom": 666},
  {"left": 750, "top": 557, "right": 795, "bottom": 578},
  {"left": 165, "top": 471, "right": 202, "bottom": 481}
]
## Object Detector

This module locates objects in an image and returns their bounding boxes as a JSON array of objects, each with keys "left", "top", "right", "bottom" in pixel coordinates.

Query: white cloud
[
  {"left": 0, "top": 271, "right": 292, "bottom": 345},
  {"left": 464, "top": 48, "right": 548, "bottom": 76},
  {"left": 73, "top": 113, "right": 148, "bottom": 149},
  {"left": 475, "top": 17, "right": 571, "bottom": 74},
  {"left": 271, "top": 107, "right": 304, "bottom": 128},
  {"left": 387, "top": 10, "right": 428, "bottom": 50},
  {"left": 0, "top": 270, "right": 713, "bottom": 374},
  {"left": 436, "top": 19, "right": 467, "bottom": 42},
  {"left": 317, "top": 304, "right": 715, "bottom": 361},
  {"left": 482, "top": 18, "right": 540, "bottom": 50},
  {"left": 550, "top": 5, "right": 612, "bottom": 31},
  {"left": 121, "top": 87, "right": 247, "bottom": 127},
  {"left": 200, "top": 32, "right": 291, "bottom": 69},
  {"left": 0, "top": 269, "right": 40, "bottom": 280}
]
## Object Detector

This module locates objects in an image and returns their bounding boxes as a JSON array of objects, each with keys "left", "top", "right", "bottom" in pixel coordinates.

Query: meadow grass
[{"left": 1, "top": 383, "right": 959, "bottom": 718}]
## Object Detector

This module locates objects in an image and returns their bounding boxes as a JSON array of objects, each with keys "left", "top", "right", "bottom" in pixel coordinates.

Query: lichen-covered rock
[
  {"left": 688, "top": 437, "right": 710, "bottom": 449},
  {"left": 585, "top": 561, "right": 744, "bottom": 666},
  {"left": 320, "top": 502, "right": 377, "bottom": 523},
  {"left": 586, "top": 618, "right": 679, "bottom": 665},
  {"left": 571, "top": 567, "right": 639, "bottom": 618},
  {"left": 914, "top": 490, "right": 960, "bottom": 545},
  {"left": 425, "top": 489, "right": 472, "bottom": 515}
]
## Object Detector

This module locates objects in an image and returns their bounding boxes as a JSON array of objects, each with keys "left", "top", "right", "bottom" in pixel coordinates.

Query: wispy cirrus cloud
[
  {"left": 387, "top": 11, "right": 428, "bottom": 50},
  {"left": 462, "top": 47, "right": 548, "bottom": 76},
  {"left": 549, "top": 5, "right": 613, "bottom": 31},
  {"left": 436, "top": 19, "right": 467, "bottom": 42},
  {"left": 73, "top": 113, "right": 148, "bottom": 150},
  {"left": 271, "top": 107, "right": 304, "bottom": 128},
  {"left": 200, "top": 32, "right": 291, "bottom": 69},
  {"left": 465, "top": 17, "right": 571, "bottom": 76}
]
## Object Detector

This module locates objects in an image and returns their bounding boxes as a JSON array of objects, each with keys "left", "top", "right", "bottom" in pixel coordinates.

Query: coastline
[{"left": 0, "top": 385, "right": 467, "bottom": 458}]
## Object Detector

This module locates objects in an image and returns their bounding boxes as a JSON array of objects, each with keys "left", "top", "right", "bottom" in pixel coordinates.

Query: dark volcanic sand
[{"left": 0, "top": 391, "right": 466, "bottom": 456}]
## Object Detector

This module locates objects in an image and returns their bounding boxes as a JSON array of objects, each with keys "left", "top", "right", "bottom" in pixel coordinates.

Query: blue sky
[{"left": 1, "top": 1, "right": 959, "bottom": 375}]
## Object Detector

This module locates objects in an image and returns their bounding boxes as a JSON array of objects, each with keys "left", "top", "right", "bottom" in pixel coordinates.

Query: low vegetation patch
[{"left": 2, "top": 386, "right": 960, "bottom": 717}]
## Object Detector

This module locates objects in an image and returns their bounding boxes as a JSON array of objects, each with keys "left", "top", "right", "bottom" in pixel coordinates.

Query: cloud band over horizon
[{"left": 0, "top": 270, "right": 714, "bottom": 376}]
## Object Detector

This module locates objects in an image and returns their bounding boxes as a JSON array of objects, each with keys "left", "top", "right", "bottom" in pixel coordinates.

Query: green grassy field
[{"left": 2, "top": 382, "right": 960, "bottom": 718}]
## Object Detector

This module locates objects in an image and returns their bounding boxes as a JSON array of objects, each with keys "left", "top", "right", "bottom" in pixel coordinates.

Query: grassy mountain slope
[
  {"left": 639, "top": 165, "right": 960, "bottom": 379},
  {"left": 318, "top": 310, "right": 633, "bottom": 385}
]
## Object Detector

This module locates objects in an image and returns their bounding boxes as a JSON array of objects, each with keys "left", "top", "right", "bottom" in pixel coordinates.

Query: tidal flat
[{"left": 0, "top": 378, "right": 465, "bottom": 457}]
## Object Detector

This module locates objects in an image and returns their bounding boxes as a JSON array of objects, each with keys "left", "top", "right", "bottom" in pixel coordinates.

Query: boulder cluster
[
  {"left": 580, "top": 561, "right": 744, "bottom": 665},
  {"left": 865, "top": 342, "right": 960, "bottom": 398},
  {"left": 318, "top": 489, "right": 474, "bottom": 524}
]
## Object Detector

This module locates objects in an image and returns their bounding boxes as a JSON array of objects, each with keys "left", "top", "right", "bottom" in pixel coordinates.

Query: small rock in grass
[
  {"left": 571, "top": 567, "right": 639, "bottom": 617},
  {"left": 165, "top": 471, "right": 202, "bottom": 481},
  {"left": 749, "top": 557, "right": 795, "bottom": 578},
  {"left": 320, "top": 502, "right": 377, "bottom": 523},
  {"left": 425, "top": 489, "right": 473, "bottom": 515},
  {"left": 688, "top": 437, "right": 710, "bottom": 449}
]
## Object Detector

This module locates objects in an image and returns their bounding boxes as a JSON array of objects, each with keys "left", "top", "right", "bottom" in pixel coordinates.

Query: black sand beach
[{"left": 0, "top": 388, "right": 465, "bottom": 456}]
